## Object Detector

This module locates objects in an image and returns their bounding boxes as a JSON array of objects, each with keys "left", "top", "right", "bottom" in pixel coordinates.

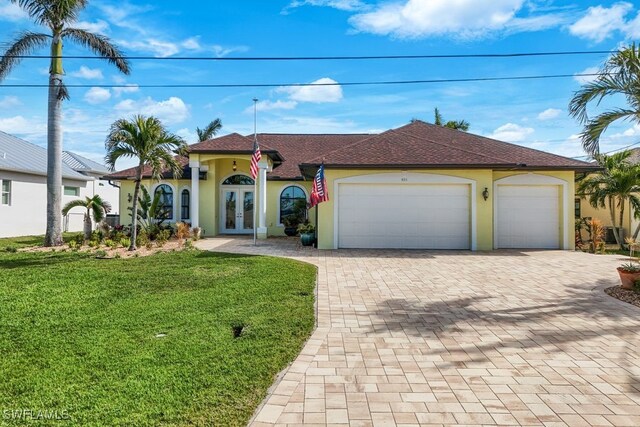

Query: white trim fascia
[{"left": 332, "top": 172, "right": 478, "bottom": 251}]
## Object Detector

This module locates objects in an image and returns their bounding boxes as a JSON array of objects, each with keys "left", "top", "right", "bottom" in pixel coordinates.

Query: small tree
[
  {"left": 62, "top": 195, "right": 111, "bottom": 241},
  {"left": 577, "top": 150, "right": 640, "bottom": 249},
  {"left": 196, "top": 119, "right": 222, "bottom": 142},
  {"left": 105, "top": 115, "right": 187, "bottom": 251},
  {"left": 434, "top": 107, "right": 470, "bottom": 131}
]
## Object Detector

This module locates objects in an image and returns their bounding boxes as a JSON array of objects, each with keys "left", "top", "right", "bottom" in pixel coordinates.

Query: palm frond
[
  {"left": 0, "top": 31, "right": 50, "bottom": 81},
  {"left": 580, "top": 108, "right": 637, "bottom": 155},
  {"left": 12, "top": 0, "right": 88, "bottom": 28},
  {"left": 62, "top": 197, "right": 88, "bottom": 215},
  {"left": 62, "top": 28, "right": 130, "bottom": 74},
  {"left": 196, "top": 118, "right": 222, "bottom": 142}
]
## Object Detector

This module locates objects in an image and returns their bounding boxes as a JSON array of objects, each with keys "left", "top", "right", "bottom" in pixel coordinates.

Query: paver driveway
[{"left": 196, "top": 238, "right": 640, "bottom": 426}]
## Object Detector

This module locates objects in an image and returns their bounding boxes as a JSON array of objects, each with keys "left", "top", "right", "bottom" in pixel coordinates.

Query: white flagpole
[{"left": 253, "top": 98, "right": 258, "bottom": 246}]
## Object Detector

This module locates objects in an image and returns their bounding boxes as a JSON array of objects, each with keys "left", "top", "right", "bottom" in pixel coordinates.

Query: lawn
[{"left": 0, "top": 242, "right": 316, "bottom": 426}]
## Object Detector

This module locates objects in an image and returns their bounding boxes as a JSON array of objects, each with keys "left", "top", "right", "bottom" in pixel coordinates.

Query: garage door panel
[
  {"left": 497, "top": 185, "right": 560, "bottom": 249},
  {"left": 338, "top": 183, "right": 471, "bottom": 249}
]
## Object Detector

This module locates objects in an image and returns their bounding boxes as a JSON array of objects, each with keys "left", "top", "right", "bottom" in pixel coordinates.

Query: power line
[
  {"left": 0, "top": 73, "right": 602, "bottom": 89},
  {"left": 1, "top": 50, "right": 613, "bottom": 61},
  {"left": 572, "top": 140, "right": 640, "bottom": 159}
]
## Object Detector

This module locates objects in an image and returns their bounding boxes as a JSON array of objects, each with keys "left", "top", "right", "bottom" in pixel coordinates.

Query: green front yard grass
[{"left": 0, "top": 243, "right": 316, "bottom": 426}]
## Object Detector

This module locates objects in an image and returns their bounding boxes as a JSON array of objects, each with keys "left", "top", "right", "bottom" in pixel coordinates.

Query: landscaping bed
[
  {"left": 605, "top": 285, "right": 640, "bottom": 309},
  {"left": 0, "top": 245, "right": 316, "bottom": 426}
]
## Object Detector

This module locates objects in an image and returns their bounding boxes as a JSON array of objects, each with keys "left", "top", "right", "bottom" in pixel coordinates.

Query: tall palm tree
[
  {"left": 0, "top": 0, "right": 130, "bottom": 247},
  {"left": 62, "top": 194, "right": 111, "bottom": 240},
  {"left": 434, "top": 107, "right": 470, "bottom": 131},
  {"left": 196, "top": 118, "right": 223, "bottom": 142},
  {"left": 105, "top": 115, "right": 187, "bottom": 251},
  {"left": 577, "top": 150, "right": 640, "bottom": 249},
  {"left": 569, "top": 43, "right": 640, "bottom": 156}
]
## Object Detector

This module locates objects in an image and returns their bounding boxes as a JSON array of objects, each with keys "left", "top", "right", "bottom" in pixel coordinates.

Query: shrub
[
  {"left": 94, "top": 249, "right": 107, "bottom": 258},
  {"left": 192, "top": 227, "right": 201, "bottom": 241},
  {"left": 104, "top": 239, "right": 119, "bottom": 249},
  {"left": 183, "top": 239, "right": 194, "bottom": 249},
  {"left": 120, "top": 238, "right": 130, "bottom": 248},
  {"left": 588, "top": 219, "right": 605, "bottom": 254},
  {"left": 297, "top": 222, "right": 315, "bottom": 234},
  {"left": 68, "top": 240, "right": 78, "bottom": 251},
  {"left": 4, "top": 246, "right": 17, "bottom": 253},
  {"left": 88, "top": 239, "right": 100, "bottom": 248},
  {"left": 71, "top": 233, "right": 84, "bottom": 246},
  {"left": 176, "top": 222, "right": 191, "bottom": 240},
  {"left": 136, "top": 230, "right": 149, "bottom": 248},
  {"left": 145, "top": 241, "right": 153, "bottom": 250},
  {"left": 156, "top": 229, "right": 171, "bottom": 247}
]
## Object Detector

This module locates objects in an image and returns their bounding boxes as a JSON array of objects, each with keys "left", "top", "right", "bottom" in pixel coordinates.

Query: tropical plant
[
  {"left": 196, "top": 119, "right": 223, "bottom": 142},
  {"left": 61, "top": 195, "right": 112, "bottom": 241},
  {"left": 588, "top": 218, "right": 605, "bottom": 254},
  {"left": 578, "top": 151, "right": 640, "bottom": 249},
  {"left": 434, "top": 107, "right": 470, "bottom": 131},
  {"left": 0, "top": 0, "right": 130, "bottom": 246},
  {"left": 569, "top": 43, "right": 640, "bottom": 156},
  {"left": 105, "top": 115, "right": 187, "bottom": 250},
  {"left": 129, "top": 184, "right": 170, "bottom": 238}
]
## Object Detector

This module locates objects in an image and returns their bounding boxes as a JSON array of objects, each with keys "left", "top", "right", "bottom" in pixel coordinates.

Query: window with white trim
[
  {"left": 155, "top": 184, "right": 174, "bottom": 220},
  {"left": 1, "top": 180, "right": 11, "bottom": 205},
  {"left": 279, "top": 186, "right": 307, "bottom": 225},
  {"left": 64, "top": 186, "right": 79, "bottom": 197}
]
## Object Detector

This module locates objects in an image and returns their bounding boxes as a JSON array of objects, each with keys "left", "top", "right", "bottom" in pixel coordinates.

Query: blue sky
[{"left": 0, "top": 0, "right": 640, "bottom": 169}]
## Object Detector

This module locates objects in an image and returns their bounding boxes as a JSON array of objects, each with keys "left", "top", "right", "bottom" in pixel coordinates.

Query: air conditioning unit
[{"left": 604, "top": 227, "right": 624, "bottom": 244}]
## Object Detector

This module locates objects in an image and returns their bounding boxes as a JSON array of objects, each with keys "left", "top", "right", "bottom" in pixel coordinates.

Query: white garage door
[
  {"left": 337, "top": 184, "right": 471, "bottom": 249},
  {"left": 496, "top": 185, "right": 560, "bottom": 249}
]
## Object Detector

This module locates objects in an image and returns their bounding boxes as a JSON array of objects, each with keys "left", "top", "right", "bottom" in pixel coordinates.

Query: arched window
[
  {"left": 280, "top": 186, "right": 307, "bottom": 225},
  {"left": 181, "top": 189, "right": 190, "bottom": 220},
  {"left": 154, "top": 184, "right": 173, "bottom": 220},
  {"left": 222, "top": 174, "right": 254, "bottom": 185}
]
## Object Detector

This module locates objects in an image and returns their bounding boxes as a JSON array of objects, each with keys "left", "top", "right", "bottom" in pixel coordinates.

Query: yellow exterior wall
[
  {"left": 579, "top": 197, "right": 632, "bottom": 238},
  {"left": 118, "top": 178, "right": 190, "bottom": 227},
  {"left": 317, "top": 169, "right": 575, "bottom": 251},
  {"left": 267, "top": 181, "right": 315, "bottom": 236}
]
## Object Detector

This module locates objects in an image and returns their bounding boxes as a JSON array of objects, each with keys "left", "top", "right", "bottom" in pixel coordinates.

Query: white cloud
[
  {"left": 488, "top": 123, "right": 534, "bottom": 142},
  {"left": 347, "top": 0, "right": 564, "bottom": 39},
  {"left": 212, "top": 44, "right": 249, "bottom": 58},
  {"left": 115, "top": 96, "right": 190, "bottom": 124},
  {"left": 71, "top": 66, "right": 104, "bottom": 80},
  {"left": 569, "top": 2, "right": 632, "bottom": 42},
  {"left": 113, "top": 84, "right": 139, "bottom": 96},
  {"left": 117, "top": 36, "right": 205, "bottom": 58},
  {"left": 84, "top": 87, "right": 111, "bottom": 104},
  {"left": 0, "top": 96, "right": 21, "bottom": 109},
  {"left": 75, "top": 20, "right": 110, "bottom": 34},
  {"left": 537, "top": 108, "right": 562, "bottom": 120},
  {"left": 285, "top": 0, "right": 367, "bottom": 12},
  {"left": 0, "top": 115, "right": 45, "bottom": 136},
  {"left": 281, "top": 78, "right": 343, "bottom": 103},
  {"left": 574, "top": 66, "right": 600, "bottom": 85},
  {"left": 181, "top": 37, "right": 201, "bottom": 50},
  {"left": 0, "top": 1, "right": 28, "bottom": 22},
  {"left": 250, "top": 100, "right": 299, "bottom": 113},
  {"left": 176, "top": 128, "right": 198, "bottom": 143}
]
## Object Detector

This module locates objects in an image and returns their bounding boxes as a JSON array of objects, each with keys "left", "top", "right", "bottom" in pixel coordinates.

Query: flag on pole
[
  {"left": 309, "top": 164, "right": 329, "bottom": 208},
  {"left": 250, "top": 138, "right": 261, "bottom": 180}
]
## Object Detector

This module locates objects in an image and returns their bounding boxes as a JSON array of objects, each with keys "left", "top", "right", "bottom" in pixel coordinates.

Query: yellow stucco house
[{"left": 105, "top": 120, "right": 597, "bottom": 250}]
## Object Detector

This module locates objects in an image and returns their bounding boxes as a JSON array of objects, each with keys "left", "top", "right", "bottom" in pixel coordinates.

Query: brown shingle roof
[
  {"left": 105, "top": 121, "right": 597, "bottom": 180},
  {"left": 302, "top": 121, "right": 597, "bottom": 171},
  {"left": 104, "top": 155, "right": 190, "bottom": 180}
]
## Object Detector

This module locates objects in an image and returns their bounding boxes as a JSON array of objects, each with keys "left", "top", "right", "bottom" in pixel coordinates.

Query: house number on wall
[{"left": 401, "top": 177, "right": 408, "bottom": 182}]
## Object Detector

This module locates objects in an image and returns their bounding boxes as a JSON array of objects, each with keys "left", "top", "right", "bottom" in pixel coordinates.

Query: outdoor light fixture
[
  {"left": 127, "top": 193, "right": 132, "bottom": 203},
  {"left": 482, "top": 187, "right": 489, "bottom": 201},
  {"left": 232, "top": 160, "right": 237, "bottom": 172}
]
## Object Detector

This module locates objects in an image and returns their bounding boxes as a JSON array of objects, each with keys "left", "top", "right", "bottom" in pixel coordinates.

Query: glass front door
[{"left": 222, "top": 188, "right": 254, "bottom": 234}]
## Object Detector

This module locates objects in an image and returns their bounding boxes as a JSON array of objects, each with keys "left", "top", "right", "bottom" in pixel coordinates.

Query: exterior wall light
[
  {"left": 232, "top": 160, "right": 237, "bottom": 172},
  {"left": 482, "top": 187, "right": 489, "bottom": 201}
]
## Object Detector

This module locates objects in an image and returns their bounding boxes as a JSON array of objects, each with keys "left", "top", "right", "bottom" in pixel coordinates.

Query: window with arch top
[
  {"left": 154, "top": 184, "right": 174, "bottom": 220},
  {"left": 222, "top": 175, "right": 255, "bottom": 185},
  {"left": 280, "top": 186, "right": 307, "bottom": 225}
]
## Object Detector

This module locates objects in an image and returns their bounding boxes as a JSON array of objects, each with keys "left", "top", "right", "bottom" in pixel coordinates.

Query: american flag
[
  {"left": 250, "top": 138, "right": 261, "bottom": 180},
  {"left": 309, "top": 164, "right": 329, "bottom": 208}
]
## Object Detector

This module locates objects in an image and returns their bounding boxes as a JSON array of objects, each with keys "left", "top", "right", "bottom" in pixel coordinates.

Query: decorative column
[
  {"left": 257, "top": 161, "right": 268, "bottom": 239},
  {"left": 190, "top": 160, "right": 200, "bottom": 229}
]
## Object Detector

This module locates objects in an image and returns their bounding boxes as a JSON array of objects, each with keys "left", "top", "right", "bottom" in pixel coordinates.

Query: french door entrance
[{"left": 221, "top": 188, "right": 254, "bottom": 234}]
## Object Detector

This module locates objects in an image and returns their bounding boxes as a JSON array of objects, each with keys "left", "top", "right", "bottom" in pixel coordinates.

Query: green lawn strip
[
  {"left": 0, "top": 250, "right": 316, "bottom": 426},
  {"left": 0, "top": 233, "right": 82, "bottom": 250}
]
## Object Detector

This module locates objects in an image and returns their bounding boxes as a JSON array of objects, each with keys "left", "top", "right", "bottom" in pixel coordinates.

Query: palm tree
[
  {"left": 434, "top": 107, "right": 470, "bottom": 131},
  {"left": 577, "top": 150, "right": 640, "bottom": 249},
  {"left": 196, "top": 119, "right": 223, "bottom": 142},
  {"left": 569, "top": 43, "right": 640, "bottom": 156},
  {"left": 62, "top": 194, "right": 111, "bottom": 241},
  {"left": 105, "top": 115, "right": 187, "bottom": 251},
  {"left": 0, "top": 0, "right": 130, "bottom": 247}
]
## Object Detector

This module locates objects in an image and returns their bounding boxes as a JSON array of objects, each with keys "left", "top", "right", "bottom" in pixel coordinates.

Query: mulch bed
[{"left": 605, "top": 286, "right": 640, "bottom": 308}]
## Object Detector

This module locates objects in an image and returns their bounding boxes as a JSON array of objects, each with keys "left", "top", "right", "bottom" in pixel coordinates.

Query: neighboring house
[
  {"left": 62, "top": 151, "right": 120, "bottom": 215},
  {"left": 0, "top": 131, "right": 115, "bottom": 238},
  {"left": 578, "top": 148, "right": 640, "bottom": 242},
  {"left": 105, "top": 120, "right": 597, "bottom": 250}
]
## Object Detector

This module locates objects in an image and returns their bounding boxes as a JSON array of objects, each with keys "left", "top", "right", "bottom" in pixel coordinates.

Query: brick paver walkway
[{"left": 196, "top": 238, "right": 640, "bottom": 427}]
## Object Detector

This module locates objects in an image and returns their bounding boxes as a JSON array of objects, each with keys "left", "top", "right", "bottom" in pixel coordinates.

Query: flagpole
[{"left": 253, "top": 98, "right": 258, "bottom": 246}]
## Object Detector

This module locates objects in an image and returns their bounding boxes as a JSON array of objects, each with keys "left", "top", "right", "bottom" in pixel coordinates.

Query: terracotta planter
[{"left": 616, "top": 267, "right": 640, "bottom": 290}]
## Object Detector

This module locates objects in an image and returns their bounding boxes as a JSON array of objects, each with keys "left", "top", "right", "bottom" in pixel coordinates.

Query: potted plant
[
  {"left": 282, "top": 215, "right": 299, "bottom": 237},
  {"left": 297, "top": 223, "right": 315, "bottom": 247},
  {"left": 618, "top": 237, "right": 640, "bottom": 289}
]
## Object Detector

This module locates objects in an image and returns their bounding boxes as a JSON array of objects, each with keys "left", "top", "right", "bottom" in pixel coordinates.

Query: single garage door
[
  {"left": 337, "top": 184, "right": 471, "bottom": 249},
  {"left": 496, "top": 185, "right": 560, "bottom": 249}
]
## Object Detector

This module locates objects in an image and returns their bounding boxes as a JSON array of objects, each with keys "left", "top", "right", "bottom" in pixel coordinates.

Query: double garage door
[{"left": 336, "top": 181, "right": 561, "bottom": 250}]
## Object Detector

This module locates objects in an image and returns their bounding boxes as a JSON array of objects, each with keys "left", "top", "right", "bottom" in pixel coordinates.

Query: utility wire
[
  {"left": 572, "top": 140, "right": 640, "bottom": 159},
  {"left": 0, "top": 73, "right": 602, "bottom": 89},
  {"left": 0, "top": 50, "right": 613, "bottom": 61}
]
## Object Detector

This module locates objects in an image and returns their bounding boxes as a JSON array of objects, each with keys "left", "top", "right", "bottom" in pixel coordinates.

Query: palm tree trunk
[
  {"left": 609, "top": 197, "right": 621, "bottom": 248},
  {"left": 83, "top": 210, "right": 92, "bottom": 241},
  {"left": 44, "top": 36, "right": 64, "bottom": 247},
  {"left": 619, "top": 197, "right": 626, "bottom": 249},
  {"left": 129, "top": 166, "right": 142, "bottom": 251}
]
